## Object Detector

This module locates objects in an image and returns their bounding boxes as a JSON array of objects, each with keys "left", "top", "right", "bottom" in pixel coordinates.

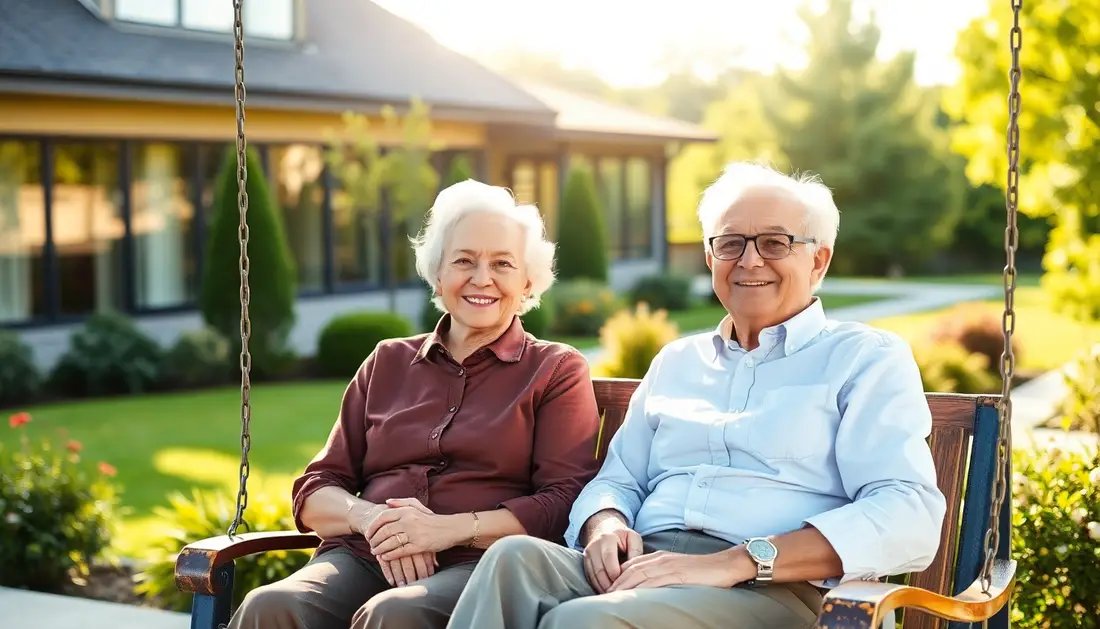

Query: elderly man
[{"left": 444, "top": 162, "right": 947, "bottom": 629}]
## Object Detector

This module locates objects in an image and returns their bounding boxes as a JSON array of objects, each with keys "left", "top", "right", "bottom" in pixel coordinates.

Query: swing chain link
[
  {"left": 228, "top": 0, "right": 253, "bottom": 538},
  {"left": 980, "top": 0, "right": 1022, "bottom": 600}
]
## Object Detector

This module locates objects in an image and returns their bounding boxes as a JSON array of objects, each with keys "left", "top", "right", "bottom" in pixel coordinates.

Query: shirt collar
[
  {"left": 710, "top": 297, "right": 828, "bottom": 359},
  {"left": 413, "top": 313, "right": 527, "bottom": 365}
]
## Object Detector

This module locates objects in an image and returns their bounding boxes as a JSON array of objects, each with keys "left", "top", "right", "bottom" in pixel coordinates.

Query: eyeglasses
[{"left": 707, "top": 232, "right": 817, "bottom": 261}]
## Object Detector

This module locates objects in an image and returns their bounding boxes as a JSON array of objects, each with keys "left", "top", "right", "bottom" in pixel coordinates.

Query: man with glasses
[{"left": 445, "top": 161, "right": 946, "bottom": 629}]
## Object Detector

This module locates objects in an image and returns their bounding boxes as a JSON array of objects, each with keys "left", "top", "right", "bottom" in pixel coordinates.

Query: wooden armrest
[
  {"left": 815, "top": 559, "right": 1016, "bottom": 628},
  {"left": 174, "top": 530, "right": 321, "bottom": 595}
]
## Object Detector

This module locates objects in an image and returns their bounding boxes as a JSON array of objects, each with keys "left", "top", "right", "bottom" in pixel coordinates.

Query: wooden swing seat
[{"left": 174, "top": 376, "right": 1015, "bottom": 629}]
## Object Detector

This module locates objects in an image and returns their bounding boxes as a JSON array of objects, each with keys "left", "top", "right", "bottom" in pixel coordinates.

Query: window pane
[
  {"left": 199, "top": 143, "right": 229, "bottom": 229},
  {"left": 182, "top": 0, "right": 232, "bottom": 32},
  {"left": 625, "top": 157, "right": 652, "bottom": 258},
  {"left": 0, "top": 141, "right": 46, "bottom": 323},
  {"left": 116, "top": 0, "right": 178, "bottom": 26},
  {"left": 332, "top": 188, "right": 383, "bottom": 286},
  {"left": 538, "top": 162, "right": 558, "bottom": 240},
  {"left": 511, "top": 161, "right": 536, "bottom": 205},
  {"left": 598, "top": 158, "right": 624, "bottom": 258},
  {"left": 132, "top": 143, "right": 197, "bottom": 309},
  {"left": 246, "top": 0, "right": 294, "bottom": 39},
  {"left": 52, "top": 143, "right": 124, "bottom": 316},
  {"left": 270, "top": 145, "right": 325, "bottom": 292}
]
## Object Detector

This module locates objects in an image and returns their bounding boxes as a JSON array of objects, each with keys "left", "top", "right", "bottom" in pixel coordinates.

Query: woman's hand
[
  {"left": 366, "top": 497, "right": 462, "bottom": 561},
  {"left": 351, "top": 499, "right": 438, "bottom": 586}
]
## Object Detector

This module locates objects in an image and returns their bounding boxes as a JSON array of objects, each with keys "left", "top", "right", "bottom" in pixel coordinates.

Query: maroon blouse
[{"left": 291, "top": 315, "right": 602, "bottom": 567}]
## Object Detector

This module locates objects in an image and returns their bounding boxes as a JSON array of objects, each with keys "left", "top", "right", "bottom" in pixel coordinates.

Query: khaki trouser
[
  {"left": 446, "top": 530, "right": 824, "bottom": 629},
  {"left": 227, "top": 547, "right": 475, "bottom": 629}
]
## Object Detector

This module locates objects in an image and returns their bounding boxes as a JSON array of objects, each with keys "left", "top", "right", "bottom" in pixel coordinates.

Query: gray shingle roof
[{"left": 0, "top": 0, "right": 555, "bottom": 123}]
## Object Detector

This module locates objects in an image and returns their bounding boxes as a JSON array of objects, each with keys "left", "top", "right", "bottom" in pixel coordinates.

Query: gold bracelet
[{"left": 470, "top": 512, "right": 480, "bottom": 547}]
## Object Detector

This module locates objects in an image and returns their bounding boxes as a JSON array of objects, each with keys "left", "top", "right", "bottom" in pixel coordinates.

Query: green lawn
[
  {"left": 869, "top": 286, "right": 1100, "bottom": 371},
  {"left": 3, "top": 383, "right": 349, "bottom": 557},
  {"left": 834, "top": 273, "right": 1042, "bottom": 287}
]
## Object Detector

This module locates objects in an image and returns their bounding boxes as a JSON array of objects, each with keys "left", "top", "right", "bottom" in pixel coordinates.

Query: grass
[
  {"left": 2, "top": 383, "right": 348, "bottom": 557},
  {"left": 869, "top": 286, "right": 1100, "bottom": 371},
  {"left": 834, "top": 273, "right": 1042, "bottom": 287}
]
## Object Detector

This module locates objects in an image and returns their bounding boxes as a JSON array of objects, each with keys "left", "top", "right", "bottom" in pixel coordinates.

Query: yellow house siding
[{"left": 0, "top": 93, "right": 487, "bottom": 148}]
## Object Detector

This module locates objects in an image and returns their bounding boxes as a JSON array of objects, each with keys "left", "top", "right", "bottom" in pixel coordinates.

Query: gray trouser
[
  {"left": 445, "top": 531, "right": 824, "bottom": 629},
  {"left": 227, "top": 547, "right": 475, "bottom": 629}
]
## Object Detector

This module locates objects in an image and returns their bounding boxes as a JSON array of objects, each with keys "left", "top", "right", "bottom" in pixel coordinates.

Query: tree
[
  {"left": 325, "top": 99, "right": 439, "bottom": 311},
  {"left": 556, "top": 165, "right": 609, "bottom": 282},
  {"left": 945, "top": 0, "right": 1100, "bottom": 322},
  {"left": 442, "top": 154, "right": 475, "bottom": 188},
  {"left": 763, "top": 0, "right": 966, "bottom": 275},
  {"left": 200, "top": 146, "right": 297, "bottom": 375}
]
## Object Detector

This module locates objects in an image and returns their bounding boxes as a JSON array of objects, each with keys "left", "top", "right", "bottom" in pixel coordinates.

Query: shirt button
[
  {"left": 744, "top": 358, "right": 754, "bottom": 368},
  {"left": 439, "top": 460, "right": 447, "bottom": 467},
  {"left": 457, "top": 368, "right": 464, "bottom": 376},
  {"left": 448, "top": 406, "right": 457, "bottom": 412},
  {"left": 698, "top": 480, "right": 708, "bottom": 487},
  {"left": 431, "top": 431, "right": 439, "bottom": 439}
]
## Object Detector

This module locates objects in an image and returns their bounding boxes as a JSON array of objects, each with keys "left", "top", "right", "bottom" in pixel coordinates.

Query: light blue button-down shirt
[{"left": 564, "top": 298, "right": 947, "bottom": 585}]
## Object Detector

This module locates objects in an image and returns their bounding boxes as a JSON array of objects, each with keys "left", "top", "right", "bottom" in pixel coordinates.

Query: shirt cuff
[
  {"left": 563, "top": 489, "right": 638, "bottom": 550},
  {"left": 803, "top": 505, "right": 884, "bottom": 583}
]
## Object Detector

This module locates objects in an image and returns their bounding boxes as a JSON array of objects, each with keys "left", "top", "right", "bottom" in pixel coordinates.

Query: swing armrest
[
  {"left": 814, "top": 559, "right": 1016, "bottom": 627},
  {"left": 175, "top": 530, "right": 321, "bottom": 595}
]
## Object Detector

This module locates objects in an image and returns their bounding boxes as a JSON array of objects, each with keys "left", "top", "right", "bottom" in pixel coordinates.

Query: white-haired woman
[{"left": 227, "top": 179, "right": 602, "bottom": 629}]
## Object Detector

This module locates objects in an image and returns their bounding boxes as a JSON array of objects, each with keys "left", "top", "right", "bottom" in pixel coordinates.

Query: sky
[{"left": 373, "top": 0, "right": 989, "bottom": 88}]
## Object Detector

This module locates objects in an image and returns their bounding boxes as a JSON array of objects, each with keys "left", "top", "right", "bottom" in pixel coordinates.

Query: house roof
[
  {"left": 517, "top": 81, "right": 718, "bottom": 143},
  {"left": 0, "top": 0, "right": 556, "bottom": 125}
]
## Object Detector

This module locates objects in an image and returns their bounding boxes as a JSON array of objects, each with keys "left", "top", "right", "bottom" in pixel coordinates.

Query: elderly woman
[{"left": 227, "top": 179, "right": 603, "bottom": 629}]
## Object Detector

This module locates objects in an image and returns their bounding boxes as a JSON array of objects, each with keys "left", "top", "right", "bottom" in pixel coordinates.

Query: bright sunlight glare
[{"left": 373, "top": 0, "right": 988, "bottom": 87}]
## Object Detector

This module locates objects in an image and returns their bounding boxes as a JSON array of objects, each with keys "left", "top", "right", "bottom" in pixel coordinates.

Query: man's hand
[
  {"left": 582, "top": 514, "right": 643, "bottom": 593},
  {"left": 608, "top": 548, "right": 752, "bottom": 592}
]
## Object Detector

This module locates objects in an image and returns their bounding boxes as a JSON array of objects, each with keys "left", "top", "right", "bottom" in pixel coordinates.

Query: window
[
  {"left": 331, "top": 182, "right": 384, "bottom": 287},
  {"left": 131, "top": 143, "right": 198, "bottom": 309},
  {"left": 270, "top": 145, "right": 325, "bottom": 292},
  {"left": 538, "top": 162, "right": 559, "bottom": 240},
  {"left": 625, "top": 157, "right": 653, "bottom": 258},
  {"left": 0, "top": 141, "right": 46, "bottom": 323},
  {"left": 598, "top": 158, "right": 625, "bottom": 257},
  {"left": 52, "top": 142, "right": 125, "bottom": 316},
  {"left": 116, "top": 0, "right": 296, "bottom": 40}
]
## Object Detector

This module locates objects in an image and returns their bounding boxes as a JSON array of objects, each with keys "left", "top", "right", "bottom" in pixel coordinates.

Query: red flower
[
  {"left": 98, "top": 462, "right": 117, "bottom": 477},
  {"left": 8, "top": 412, "right": 30, "bottom": 428},
  {"left": 66, "top": 440, "right": 83, "bottom": 453}
]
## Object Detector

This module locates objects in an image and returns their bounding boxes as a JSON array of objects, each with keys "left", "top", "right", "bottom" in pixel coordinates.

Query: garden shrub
[
  {"left": 628, "top": 273, "right": 694, "bottom": 311},
  {"left": 592, "top": 303, "right": 679, "bottom": 379},
  {"left": 135, "top": 488, "right": 311, "bottom": 612},
  {"left": 49, "top": 311, "right": 163, "bottom": 398},
  {"left": 164, "top": 327, "right": 232, "bottom": 388},
  {"left": 549, "top": 279, "right": 621, "bottom": 337},
  {"left": 912, "top": 341, "right": 999, "bottom": 394},
  {"left": 0, "top": 412, "right": 120, "bottom": 592},
  {"left": 316, "top": 311, "right": 412, "bottom": 378},
  {"left": 442, "top": 153, "right": 475, "bottom": 187},
  {"left": 1053, "top": 346, "right": 1100, "bottom": 433},
  {"left": 931, "top": 303, "right": 1023, "bottom": 375},
  {"left": 0, "top": 330, "right": 40, "bottom": 408},
  {"left": 200, "top": 146, "right": 297, "bottom": 378},
  {"left": 1010, "top": 445, "right": 1100, "bottom": 627},
  {"left": 556, "top": 165, "right": 609, "bottom": 282}
]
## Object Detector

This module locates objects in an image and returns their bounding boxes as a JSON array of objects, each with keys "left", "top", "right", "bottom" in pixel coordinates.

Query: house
[{"left": 0, "top": 0, "right": 717, "bottom": 369}]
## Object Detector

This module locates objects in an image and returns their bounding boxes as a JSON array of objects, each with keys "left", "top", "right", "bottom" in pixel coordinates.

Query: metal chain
[
  {"left": 228, "top": 0, "right": 253, "bottom": 538},
  {"left": 980, "top": 0, "right": 1022, "bottom": 600}
]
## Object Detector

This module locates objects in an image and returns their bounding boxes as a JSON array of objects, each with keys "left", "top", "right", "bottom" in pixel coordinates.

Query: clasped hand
[
  {"left": 354, "top": 498, "right": 455, "bottom": 587},
  {"left": 583, "top": 523, "right": 743, "bottom": 593}
]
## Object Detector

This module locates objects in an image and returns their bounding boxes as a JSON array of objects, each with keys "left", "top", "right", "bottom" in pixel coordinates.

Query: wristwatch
[{"left": 743, "top": 537, "right": 778, "bottom": 586}]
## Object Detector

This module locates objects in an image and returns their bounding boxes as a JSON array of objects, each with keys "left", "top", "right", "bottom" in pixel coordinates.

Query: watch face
[{"left": 747, "top": 539, "right": 777, "bottom": 561}]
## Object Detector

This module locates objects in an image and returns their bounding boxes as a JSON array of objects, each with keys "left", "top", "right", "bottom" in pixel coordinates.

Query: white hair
[
  {"left": 697, "top": 161, "right": 840, "bottom": 251},
  {"left": 411, "top": 179, "right": 556, "bottom": 315}
]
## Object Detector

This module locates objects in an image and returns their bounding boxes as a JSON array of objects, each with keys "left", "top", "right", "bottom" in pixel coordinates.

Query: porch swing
[{"left": 173, "top": 0, "right": 1023, "bottom": 627}]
